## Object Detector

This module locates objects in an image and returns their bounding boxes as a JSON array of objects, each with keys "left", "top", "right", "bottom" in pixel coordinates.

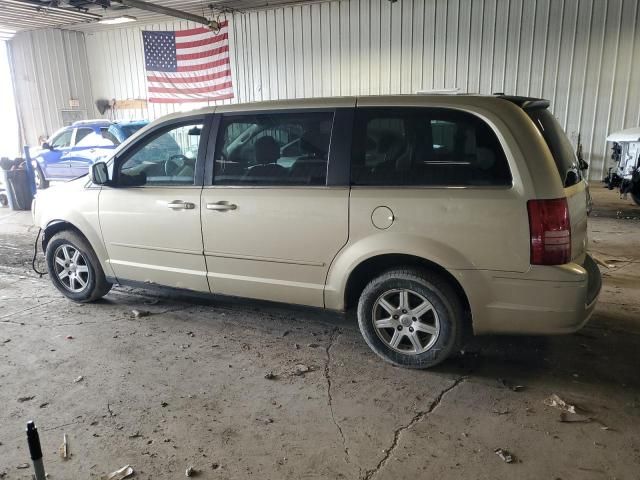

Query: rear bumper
[{"left": 457, "top": 254, "right": 602, "bottom": 335}]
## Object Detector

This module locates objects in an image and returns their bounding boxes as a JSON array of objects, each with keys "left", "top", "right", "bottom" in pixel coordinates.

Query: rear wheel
[
  {"left": 357, "top": 268, "right": 463, "bottom": 369},
  {"left": 45, "top": 231, "right": 111, "bottom": 302}
]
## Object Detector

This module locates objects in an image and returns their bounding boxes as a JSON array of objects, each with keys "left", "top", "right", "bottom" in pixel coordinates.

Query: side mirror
[
  {"left": 90, "top": 162, "right": 110, "bottom": 185},
  {"left": 42, "top": 142, "right": 52, "bottom": 150}
]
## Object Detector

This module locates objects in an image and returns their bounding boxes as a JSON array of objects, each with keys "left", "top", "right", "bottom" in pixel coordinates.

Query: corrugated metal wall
[
  {"left": 13, "top": 0, "right": 640, "bottom": 179},
  {"left": 9, "top": 29, "right": 94, "bottom": 146}
]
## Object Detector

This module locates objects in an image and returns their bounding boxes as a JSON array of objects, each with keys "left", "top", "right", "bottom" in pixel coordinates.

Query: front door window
[{"left": 117, "top": 123, "right": 203, "bottom": 187}]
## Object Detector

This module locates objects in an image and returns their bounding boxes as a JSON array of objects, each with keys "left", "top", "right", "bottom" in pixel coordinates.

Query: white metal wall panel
[
  {"left": 9, "top": 29, "right": 93, "bottom": 146},
  {"left": 9, "top": 0, "right": 640, "bottom": 180}
]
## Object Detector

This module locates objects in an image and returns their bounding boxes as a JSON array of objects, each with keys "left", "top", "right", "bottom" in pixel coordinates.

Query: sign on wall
[{"left": 141, "top": 21, "right": 234, "bottom": 104}]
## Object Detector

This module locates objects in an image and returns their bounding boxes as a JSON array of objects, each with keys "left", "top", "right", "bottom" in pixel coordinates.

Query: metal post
[
  {"left": 26, "top": 421, "right": 46, "bottom": 480},
  {"left": 22, "top": 146, "right": 36, "bottom": 196}
]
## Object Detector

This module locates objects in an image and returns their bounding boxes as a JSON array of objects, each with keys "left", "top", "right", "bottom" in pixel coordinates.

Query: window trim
[
  {"left": 205, "top": 108, "right": 350, "bottom": 188},
  {"left": 350, "top": 106, "right": 514, "bottom": 189},
  {"left": 111, "top": 114, "right": 211, "bottom": 189}
]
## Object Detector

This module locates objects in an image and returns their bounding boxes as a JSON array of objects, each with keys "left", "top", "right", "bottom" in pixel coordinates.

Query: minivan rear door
[{"left": 527, "top": 108, "right": 589, "bottom": 262}]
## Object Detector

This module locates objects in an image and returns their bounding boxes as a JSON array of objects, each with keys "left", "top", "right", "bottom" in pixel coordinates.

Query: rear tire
[
  {"left": 45, "top": 231, "right": 111, "bottom": 302},
  {"left": 357, "top": 268, "right": 463, "bottom": 369}
]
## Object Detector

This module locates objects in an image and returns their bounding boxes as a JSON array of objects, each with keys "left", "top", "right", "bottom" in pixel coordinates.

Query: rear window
[{"left": 527, "top": 109, "right": 581, "bottom": 187}]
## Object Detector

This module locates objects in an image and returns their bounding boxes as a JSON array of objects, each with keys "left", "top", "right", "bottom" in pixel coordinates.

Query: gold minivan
[{"left": 32, "top": 95, "right": 601, "bottom": 368}]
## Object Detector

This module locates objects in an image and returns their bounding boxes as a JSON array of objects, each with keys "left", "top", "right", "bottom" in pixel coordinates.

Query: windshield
[{"left": 527, "top": 109, "right": 581, "bottom": 187}]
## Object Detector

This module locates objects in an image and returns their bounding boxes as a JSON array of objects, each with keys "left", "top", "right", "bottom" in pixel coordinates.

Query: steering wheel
[{"left": 164, "top": 154, "right": 189, "bottom": 176}]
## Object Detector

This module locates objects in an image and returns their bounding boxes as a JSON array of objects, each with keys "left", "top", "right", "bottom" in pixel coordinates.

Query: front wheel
[
  {"left": 45, "top": 231, "right": 112, "bottom": 302},
  {"left": 357, "top": 268, "right": 464, "bottom": 369},
  {"left": 34, "top": 165, "right": 49, "bottom": 189}
]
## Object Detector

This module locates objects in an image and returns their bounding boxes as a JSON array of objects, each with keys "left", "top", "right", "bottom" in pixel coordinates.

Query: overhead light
[{"left": 98, "top": 15, "right": 137, "bottom": 25}]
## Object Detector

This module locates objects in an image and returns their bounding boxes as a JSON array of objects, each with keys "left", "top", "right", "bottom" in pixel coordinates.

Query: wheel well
[
  {"left": 344, "top": 253, "right": 472, "bottom": 321},
  {"left": 42, "top": 221, "right": 89, "bottom": 252}
]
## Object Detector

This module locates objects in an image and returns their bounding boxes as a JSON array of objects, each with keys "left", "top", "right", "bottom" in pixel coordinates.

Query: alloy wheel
[
  {"left": 53, "top": 244, "right": 90, "bottom": 293},
  {"left": 372, "top": 288, "right": 440, "bottom": 355}
]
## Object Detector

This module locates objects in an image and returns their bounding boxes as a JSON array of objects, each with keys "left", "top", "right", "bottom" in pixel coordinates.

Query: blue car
[{"left": 32, "top": 119, "right": 148, "bottom": 188}]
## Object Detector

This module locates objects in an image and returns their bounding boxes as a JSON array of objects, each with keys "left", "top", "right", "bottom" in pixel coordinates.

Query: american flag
[{"left": 142, "top": 21, "right": 233, "bottom": 103}]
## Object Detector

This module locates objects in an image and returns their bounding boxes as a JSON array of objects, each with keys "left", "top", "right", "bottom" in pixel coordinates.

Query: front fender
[
  {"left": 34, "top": 182, "right": 113, "bottom": 278},
  {"left": 324, "top": 232, "right": 473, "bottom": 310}
]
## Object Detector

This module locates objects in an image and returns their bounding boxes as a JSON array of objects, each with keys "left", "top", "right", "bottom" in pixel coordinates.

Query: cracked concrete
[
  {"left": 362, "top": 377, "right": 466, "bottom": 480},
  {"left": 1, "top": 188, "right": 640, "bottom": 479},
  {"left": 324, "top": 328, "right": 352, "bottom": 468}
]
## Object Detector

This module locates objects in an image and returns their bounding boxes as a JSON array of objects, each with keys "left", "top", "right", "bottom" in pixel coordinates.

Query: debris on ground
[
  {"left": 65, "top": 335, "right": 74, "bottom": 340},
  {"left": 294, "top": 343, "right": 300, "bottom": 350},
  {"left": 559, "top": 412, "right": 592, "bottom": 423},
  {"left": 101, "top": 465, "right": 134, "bottom": 480},
  {"left": 187, "top": 331, "right": 195, "bottom": 337},
  {"left": 17, "top": 395, "right": 35, "bottom": 402},
  {"left": 281, "top": 330, "right": 290, "bottom": 337},
  {"left": 498, "top": 378, "right": 525, "bottom": 392},
  {"left": 59, "top": 433, "right": 69, "bottom": 459},
  {"left": 544, "top": 394, "right": 577, "bottom": 414},
  {"left": 185, "top": 465, "right": 198, "bottom": 477},
  {"left": 2, "top": 339, "right": 10, "bottom": 343},
  {"left": 73, "top": 375, "right": 84, "bottom": 383},
  {"left": 494, "top": 448, "right": 515, "bottom": 463},
  {"left": 211, "top": 463, "right": 220, "bottom": 470},
  {"left": 128, "top": 431, "right": 142, "bottom": 438},
  {"left": 264, "top": 371, "right": 277, "bottom": 380},
  {"left": 161, "top": 401, "right": 169, "bottom": 407},
  {"left": 292, "top": 364, "right": 311, "bottom": 376},
  {"left": 131, "top": 309, "right": 150, "bottom": 318},
  {"left": 39, "top": 402, "right": 49, "bottom": 408},
  {"left": 16, "top": 463, "right": 29, "bottom": 469},
  {"left": 256, "top": 417, "right": 274, "bottom": 424},
  {"left": 307, "top": 343, "right": 319, "bottom": 348}
]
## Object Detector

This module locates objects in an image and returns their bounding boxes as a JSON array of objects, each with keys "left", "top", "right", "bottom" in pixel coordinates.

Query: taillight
[{"left": 527, "top": 198, "right": 571, "bottom": 265}]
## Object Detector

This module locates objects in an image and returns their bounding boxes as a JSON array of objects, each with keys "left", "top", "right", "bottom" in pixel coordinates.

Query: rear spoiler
[{"left": 495, "top": 94, "right": 550, "bottom": 110}]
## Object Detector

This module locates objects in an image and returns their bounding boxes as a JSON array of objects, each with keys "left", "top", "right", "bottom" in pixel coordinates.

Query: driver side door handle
[
  {"left": 206, "top": 202, "right": 237, "bottom": 211},
  {"left": 167, "top": 200, "right": 195, "bottom": 210}
]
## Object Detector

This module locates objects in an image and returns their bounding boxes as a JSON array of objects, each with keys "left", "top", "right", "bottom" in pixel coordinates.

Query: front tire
[
  {"left": 45, "top": 231, "right": 112, "bottom": 302},
  {"left": 34, "top": 165, "right": 49, "bottom": 189},
  {"left": 357, "top": 268, "right": 463, "bottom": 369}
]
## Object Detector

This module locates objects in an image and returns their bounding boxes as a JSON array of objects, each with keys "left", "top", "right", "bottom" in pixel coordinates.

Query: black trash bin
[{"left": 1, "top": 167, "right": 34, "bottom": 211}]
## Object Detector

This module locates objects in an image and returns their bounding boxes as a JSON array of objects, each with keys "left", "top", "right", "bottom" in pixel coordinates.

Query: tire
[
  {"left": 631, "top": 191, "right": 640, "bottom": 207},
  {"left": 0, "top": 193, "right": 7, "bottom": 207},
  {"left": 35, "top": 165, "right": 49, "bottom": 189},
  {"left": 45, "top": 230, "right": 112, "bottom": 302},
  {"left": 357, "top": 268, "right": 464, "bottom": 369}
]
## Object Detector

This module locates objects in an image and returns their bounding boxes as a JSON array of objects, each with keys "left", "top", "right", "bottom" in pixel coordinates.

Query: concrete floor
[{"left": 0, "top": 187, "right": 639, "bottom": 479}]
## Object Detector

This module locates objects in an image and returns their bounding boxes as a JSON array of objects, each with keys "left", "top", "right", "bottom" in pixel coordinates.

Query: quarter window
[
  {"left": 117, "top": 122, "right": 202, "bottom": 187},
  {"left": 351, "top": 108, "right": 512, "bottom": 187},
  {"left": 213, "top": 112, "right": 334, "bottom": 186}
]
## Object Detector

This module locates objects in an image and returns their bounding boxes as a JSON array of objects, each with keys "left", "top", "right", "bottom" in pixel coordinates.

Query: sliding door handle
[
  {"left": 206, "top": 202, "right": 237, "bottom": 211},
  {"left": 167, "top": 200, "right": 195, "bottom": 210}
]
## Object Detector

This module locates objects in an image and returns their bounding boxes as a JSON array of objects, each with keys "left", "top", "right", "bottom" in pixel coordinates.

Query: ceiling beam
[{"left": 111, "top": 0, "right": 218, "bottom": 29}]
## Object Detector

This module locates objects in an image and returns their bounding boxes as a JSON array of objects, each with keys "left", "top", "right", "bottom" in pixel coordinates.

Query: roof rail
[
  {"left": 496, "top": 94, "right": 550, "bottom": 110},
  {"left": 72, "top": 119, "right": 112, "bottom": 126}
]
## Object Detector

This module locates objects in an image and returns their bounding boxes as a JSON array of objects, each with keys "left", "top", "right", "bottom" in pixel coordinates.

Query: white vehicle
[{"left": 604, "top": 127, "right": 640, "bottom": 205}]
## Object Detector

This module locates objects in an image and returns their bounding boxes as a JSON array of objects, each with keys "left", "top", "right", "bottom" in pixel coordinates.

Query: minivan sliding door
[{"left": 200, "top": 109, "right": 352, "bottom": 307}]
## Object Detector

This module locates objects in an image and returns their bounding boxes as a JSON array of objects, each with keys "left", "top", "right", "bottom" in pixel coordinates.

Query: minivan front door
[
  {"left": 201, "top": 110, "right": 349, "bottom": 307},
  {"left": 99, "top": 119, "right": 209, "bottom": 292}
]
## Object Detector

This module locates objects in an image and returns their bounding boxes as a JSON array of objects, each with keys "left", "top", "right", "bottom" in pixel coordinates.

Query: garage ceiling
[{"left": 0, "top": 0, "right": 321, "bottom": 39}]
